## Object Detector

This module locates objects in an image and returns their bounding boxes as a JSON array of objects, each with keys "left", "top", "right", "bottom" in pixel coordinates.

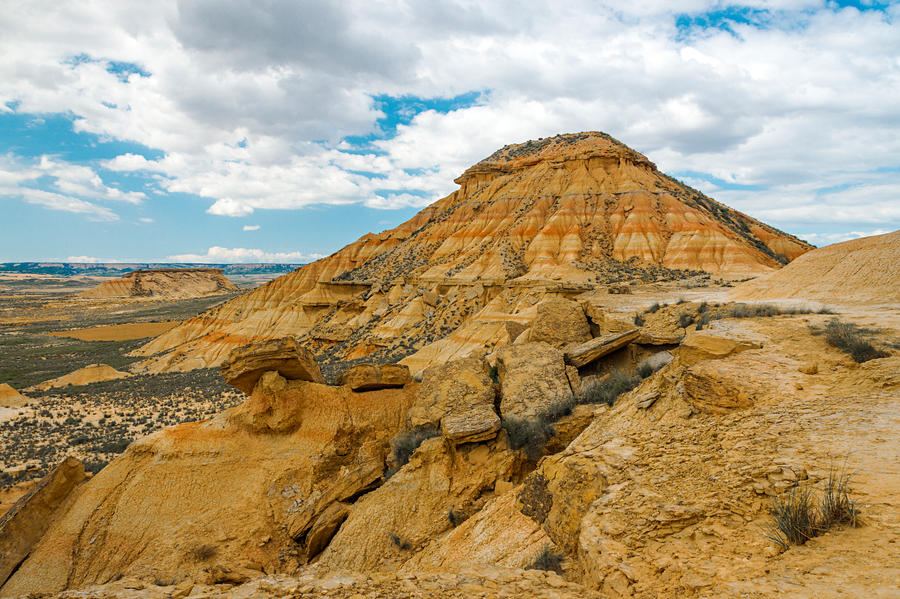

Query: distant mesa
[
  {"left": 0, "top": 262, "right": 303, "bottom": 277},
  {"left": 132, "top": 132, "right": 813, "bottom": 375},
  {"left": 78, "top": 268, "right": 239, "bottom": 300},
  {"left": 733, "top": 229, "right": 900, "bottom": 305}
]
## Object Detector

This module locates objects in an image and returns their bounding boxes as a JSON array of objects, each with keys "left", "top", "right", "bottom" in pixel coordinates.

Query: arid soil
[{"left": 47, "top": 322, "right": 180, "bottom": 341}]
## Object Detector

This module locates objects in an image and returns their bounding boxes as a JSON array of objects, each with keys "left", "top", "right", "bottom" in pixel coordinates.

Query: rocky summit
[
  {"left": 78, "top": 268, "right": 238, "bottom": 300},
  {"left": 131, "top": 132, "right": 811, "bottom": 376}
]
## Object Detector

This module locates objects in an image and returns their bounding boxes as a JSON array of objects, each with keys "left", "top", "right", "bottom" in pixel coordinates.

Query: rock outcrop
[
  {"left": 0, "top": 457, "right": 86, "bottom": 587},
  {"left": 1, "top": 375, "right": 417, "bottom": 596},
  {"left": 497, "top": 343, "right": 574, "bottom": 420},
  {"left": 733, "top": 229, "right": 900, "bottom": 305},
  {"left": 408, "top": 358, "right": 500, "bottom": 444},
  {"left": 131, "top": 132, "right": 811, "bottom": 376},
  {"left": 221, "top": 337, "right": 325, "bottom": 394},
  {"left": 79, "top": 268, "right": 238, "bottom": 300},
  {"left": 563, "top": 329, "right": 640, "bottom": 368},
  {"left": 30, "top": 364, "right": 130, "bottom": 391},
  {"left": 5, "top": 310, "right": 900, "bottom": 598},
  {"left": 0, "top": 384, "right": 29, "bottom": 408},
  {"left": 528, "top": 297, "right": 591, "bottom": 347}
]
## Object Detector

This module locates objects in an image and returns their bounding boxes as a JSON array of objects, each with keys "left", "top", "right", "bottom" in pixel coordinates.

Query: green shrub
[
  {"left": 822, "top": 318, "right": 887, "bottom": 363},
  {"left": 580, "top": 370, "right": 642, "bottom": 407},
  {"left": 390, "top": 426, "right": 439, "bottom": 469},
  {"left": 448, "top": 508, "right": 468, "bottom": 527},
  {"left": 190, "top": 544, "right": 217, "bottom": 562},
  {"left": 390, "top": 533, "right": 411, "bottom": 550},
  {"left": 695, "top": 311, "right": 712, "bottom": 330},
  {"left": 502, "top": 416, "right": 555, "bottom": 461},
  {"left": 528, "top": 546, "right": 564, "bottom": 573}
]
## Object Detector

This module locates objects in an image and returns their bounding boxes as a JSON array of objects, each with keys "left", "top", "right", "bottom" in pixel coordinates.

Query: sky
[{"left": 0, "top": 1, "right": 898, "bottom": 263}]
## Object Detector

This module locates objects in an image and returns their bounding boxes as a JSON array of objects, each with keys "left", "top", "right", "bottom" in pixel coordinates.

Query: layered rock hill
[
  {"left": 4, "top": 297, "right": 898, "bottom": 598},
  {"left": 78, "top": 268, "right": 238, "bottom": 300},
  {"left": 131, "top": 133, "right": 811, "bottom": 375},
  {"left": 733, "top": 229, "right": 900, "bottom": 305}
]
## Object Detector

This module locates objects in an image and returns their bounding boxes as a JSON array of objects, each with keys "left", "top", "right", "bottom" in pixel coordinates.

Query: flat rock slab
[
  {"left": 563, "top": 329, "right": 639, "bottom": 368},
  {"left": 339, "top": 364, "right": 411, "bottom": 391},
  {"left": 441, "top": 406, "right": 501, "bottom": 444},
  {"left": 221, "top": 336, "right": 325, "bottom": 394},
  {"left": 679, "top": 330, "right": 763, "bottom": 366}
]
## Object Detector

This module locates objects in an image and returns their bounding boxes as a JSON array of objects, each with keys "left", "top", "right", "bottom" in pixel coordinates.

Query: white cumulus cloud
[
  {"left": 242, "top": 224, "right": 260, "bottom": 231},
  {"left": 167, "top": 246, "right": 322, "bottom": 263},
  {"left": 0, "top": 1, "right": 897, "bottom": 242}
]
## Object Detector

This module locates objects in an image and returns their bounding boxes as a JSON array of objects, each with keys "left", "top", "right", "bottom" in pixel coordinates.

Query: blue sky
[{"left": 1, "top": 1, "right": 898, "bottom": 262}]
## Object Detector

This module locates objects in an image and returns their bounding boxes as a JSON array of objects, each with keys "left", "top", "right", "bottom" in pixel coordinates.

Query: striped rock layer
[{"left": 132, "top": 132, "right": 811, "bottom": 374}]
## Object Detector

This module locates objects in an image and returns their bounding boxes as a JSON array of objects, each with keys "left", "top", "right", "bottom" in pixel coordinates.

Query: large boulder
[
  {"left": 496, "top": 342, "right": 574, "bottom": 420},
  {"left": 529, "top": 296, "right": 592, "bottom": 348},
  {"left": 338, "top": 363, "right": 410, "bottom": 391},
  {"left": 408, "top": 357, "right": 500, "bottom": 444},
  {"left": 221, "top": 336, "right": 325, "bottom": 394},
  {"left": 0, "top": 457, "right": 86, "bottom": 587},
  {"left": 316, "top": 437, "right": 518, "bottom": 573}
]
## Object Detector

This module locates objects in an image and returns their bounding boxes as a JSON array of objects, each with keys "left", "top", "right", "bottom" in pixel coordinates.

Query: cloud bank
[{"left": 1, "top": 1, "right": 898, "bottom": 244}]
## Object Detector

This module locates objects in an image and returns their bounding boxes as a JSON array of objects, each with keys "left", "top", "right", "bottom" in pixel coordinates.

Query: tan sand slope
[
  {"left": 0, "top": 384, "right": 29, "bottom": 408},
  {"left": 47, "top": 321, "right": 179, "bottom": 341},
  {"left": 78, "top": 268, "right": 238, "bottom": 300},
  {"left": 132, "top": 132, "right": 811, "bottom": 374},
  {"left": 733, "top": 229, "right": 900, "bottom": 305},
  {"left": 30, "top": 364, "right": 130, "bottom": 391}
]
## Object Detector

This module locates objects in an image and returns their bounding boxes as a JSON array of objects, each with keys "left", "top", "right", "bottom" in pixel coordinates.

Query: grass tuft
[
  {"left": 763, "top": 466, "right": 861, "bottom": 551},
  {"left": 390, "top": 425, "right": 439, "bottom": 471},
  {"left": 528, "top": 546, "right": 564, "bottom": 573},
  {"left": 581, "top": 370, "right": 642, "bottom": 406}
]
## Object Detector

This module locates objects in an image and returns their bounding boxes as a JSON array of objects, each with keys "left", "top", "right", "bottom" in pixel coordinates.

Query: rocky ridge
[{"left": 131, "top": 132, "right": 811, "bottom": 376}]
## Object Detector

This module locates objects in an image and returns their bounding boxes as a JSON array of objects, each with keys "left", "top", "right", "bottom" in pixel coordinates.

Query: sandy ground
[{"left": 46, "top": 321, "right": 179, "bottom": 341}]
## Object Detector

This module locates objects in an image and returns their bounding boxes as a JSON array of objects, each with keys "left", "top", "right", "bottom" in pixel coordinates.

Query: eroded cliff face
[
  {"left": 131, "top": 133, "right": 810, "bottom": 376},
  {"left": 78, "top": 269, "right": 238, "bottom": 300},
  {"left": 1, "top": 374, "right": 417, "bottom": 596}
]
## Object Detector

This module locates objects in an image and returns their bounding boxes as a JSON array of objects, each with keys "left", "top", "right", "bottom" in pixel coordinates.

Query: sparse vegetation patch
[
  {"left": 528, "top": 546, "right": 564, "bottom": 573},
  {"left": 763, "top": 466, "right": 860, "bottom": 551},
  {"left": 814, "top": 318, "right": 887, "bottom": 363}
]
